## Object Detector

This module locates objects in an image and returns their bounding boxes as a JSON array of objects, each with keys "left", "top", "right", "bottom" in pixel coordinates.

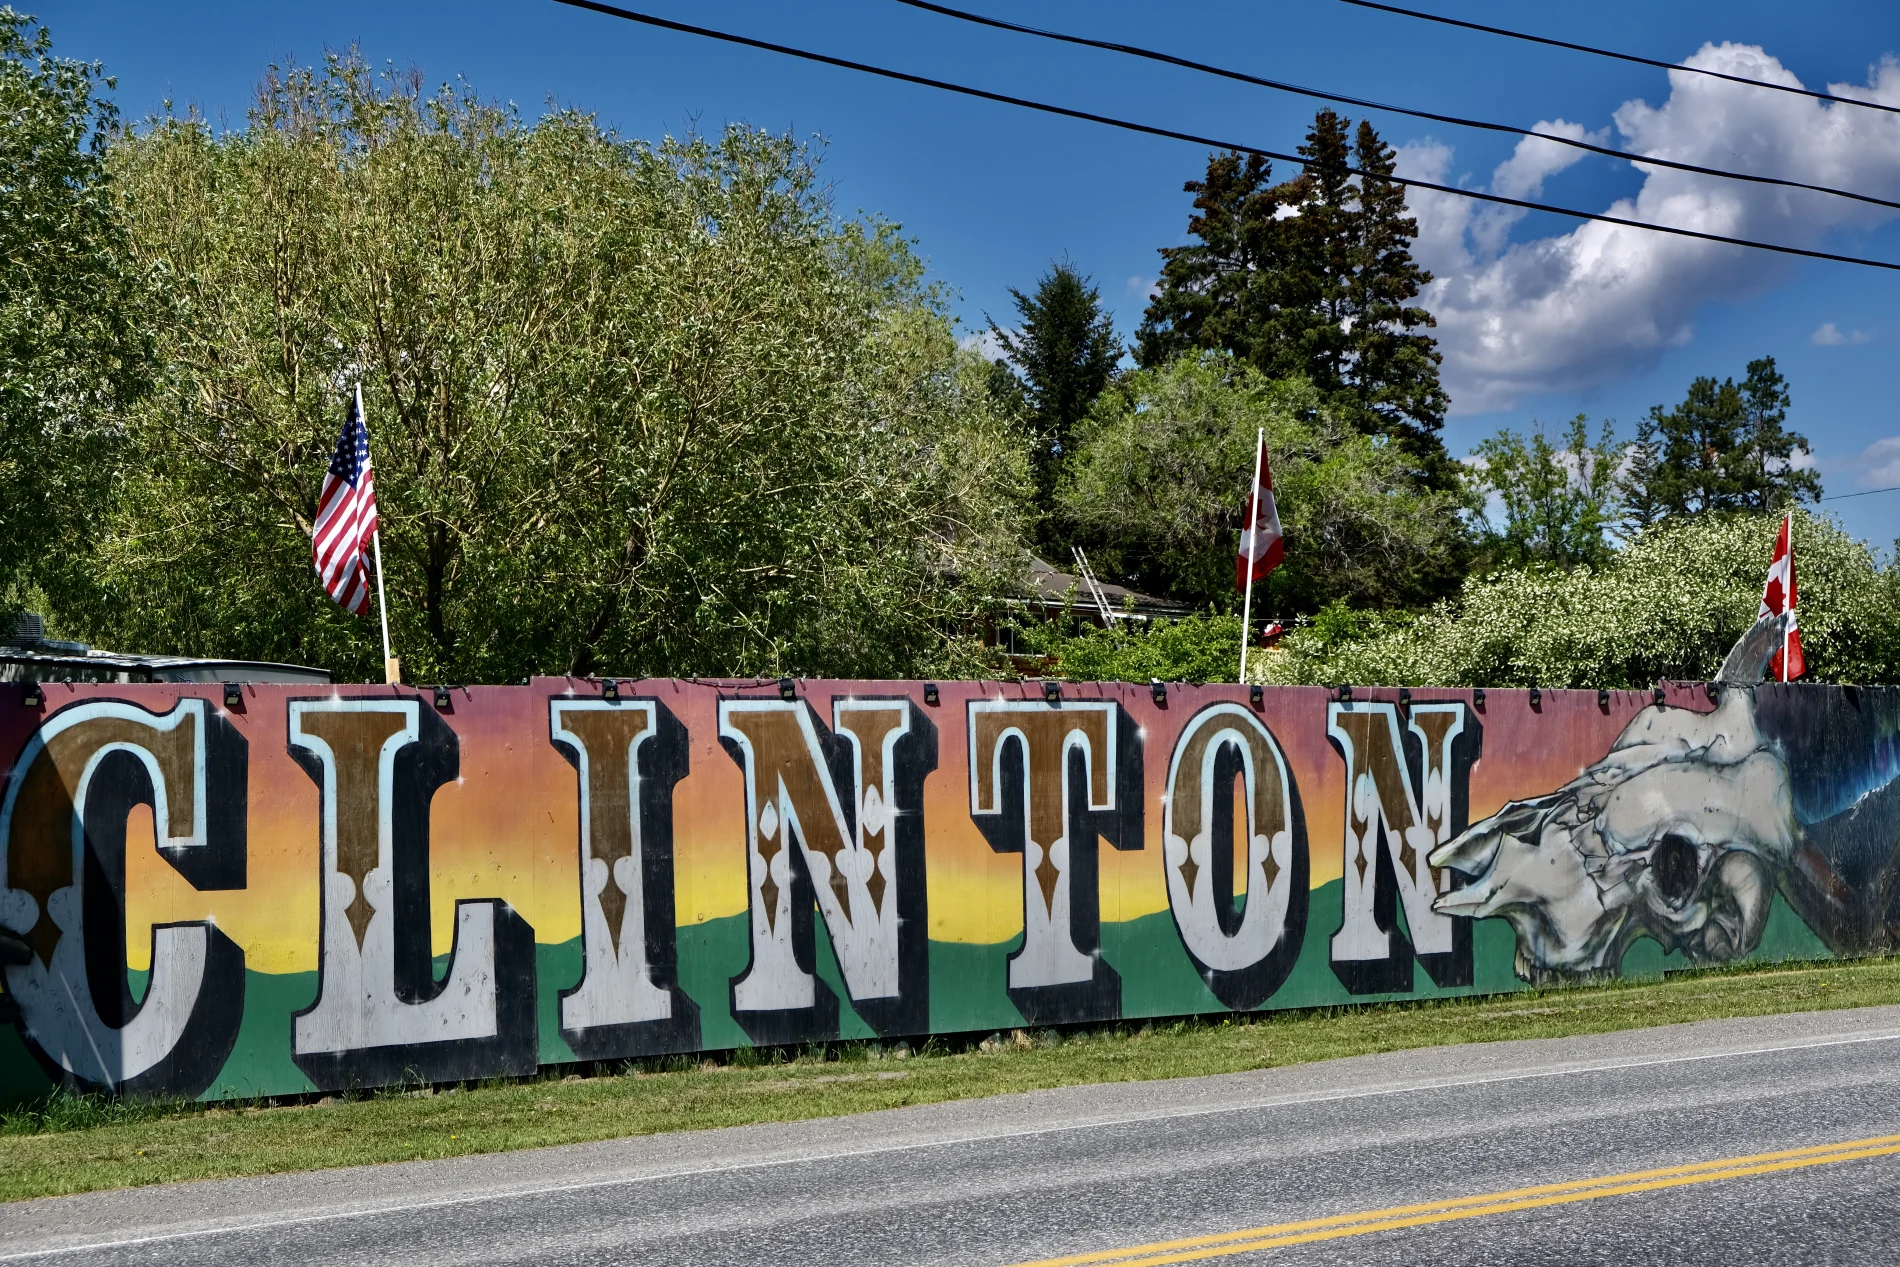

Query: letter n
[
  {"left": 967, "top": 699, "right": 1142, "bottom": 1024},
  {"left": 550, "top": 697, "right": 699, "bottom": 1059},
  {"left": 288, "top": 698, "right": 537, "bottom": 1088},
  {"left": 720, "top": 696, "right": 935, "bottom": 1045},
  {"left": 1328, "top": 700, "right": 1481, "bottom": 994},
  {"left": 0, "top": 698, "right": 246, "bottom": 1096}
]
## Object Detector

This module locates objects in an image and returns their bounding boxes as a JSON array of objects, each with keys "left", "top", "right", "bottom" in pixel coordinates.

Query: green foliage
[
  {"left": 1617, "top": 413, "right": 1666, "bottom": 537},
  {"left": 0, "top": 9, "right": 149, "bottom": 616},
  {"left": 1135, "top": 111, "right": 1447, "bottom": 473},
  {"left": 1266, "top": 511, "right": 1900, "bottom": 688},
  {"left": 9, "top": 18, "right": 1878, "bottom": 696},
  {"left": 1470, "top": 415, "right": 1623, "bottom": 569},
  {"left": 48, "top": 53, "right": 1029, "bottom": 682},
  {"left": 1298, "top": 597, "right": 1407, "bottom": 658},
  {"left": 1632, "top": 356, "right": 1822, "bottom": 517},
  {"left": 989, "top": 260, "right": 1121, "bottom": 519},
  {"left": 1010, "top": 611, "right": 1242, "bottom": 684},
  {"left": 1058, "top": 354, "right": 1472, "bottom": 613}
]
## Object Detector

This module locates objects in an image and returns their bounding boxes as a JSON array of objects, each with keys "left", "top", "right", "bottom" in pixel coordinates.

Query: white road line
[{"left": 6, "top": 1025, "right": 1900, "bottom": 1262}]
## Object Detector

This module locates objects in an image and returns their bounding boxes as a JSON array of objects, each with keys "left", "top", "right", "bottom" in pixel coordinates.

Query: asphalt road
[{"left": 7, "top": 1006, "right": 1900, "bottom": 1266}]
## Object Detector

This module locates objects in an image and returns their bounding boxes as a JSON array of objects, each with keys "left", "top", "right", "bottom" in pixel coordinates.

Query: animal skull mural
[{"left": 1428, "top": 614, "right": 1888, "bottom": 980}]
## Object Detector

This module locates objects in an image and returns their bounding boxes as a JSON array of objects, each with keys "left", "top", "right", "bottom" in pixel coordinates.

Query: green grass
[{"left": 5, "top": 956, "right": 1899, "bottom": 1203}]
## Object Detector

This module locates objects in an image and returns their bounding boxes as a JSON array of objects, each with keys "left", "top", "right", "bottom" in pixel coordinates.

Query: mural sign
[{"left": 3, "top": 627, "right": 1895, "bottom": 1101}]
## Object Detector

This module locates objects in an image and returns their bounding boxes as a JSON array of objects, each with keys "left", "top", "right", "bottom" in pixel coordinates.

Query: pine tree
[
  {"left": 1653, "top": 376, "right": 1748, "bottom": 514},
  {"left": 1625, "top": 356, "right": 1822, "bottom": 519},
  {"left": 990, "top": 261, "right": 1121, "bottom": 511},
  {"left": 1738, "top": 356, "right": 1822, "bottom": 509},
  {"left": 1286, "top": 110, "right": 1356, "bottom": 397}
]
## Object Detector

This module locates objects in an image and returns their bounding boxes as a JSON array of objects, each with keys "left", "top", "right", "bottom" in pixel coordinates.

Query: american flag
[{"left": 312, "top": 388, "right": 379, "bottom": 617}]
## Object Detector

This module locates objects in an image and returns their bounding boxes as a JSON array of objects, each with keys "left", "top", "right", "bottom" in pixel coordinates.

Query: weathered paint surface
[{"left": 1, "top": 677, "right": 1891, "bottom": 1101}]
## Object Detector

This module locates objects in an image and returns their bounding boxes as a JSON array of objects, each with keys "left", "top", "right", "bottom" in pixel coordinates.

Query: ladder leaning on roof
[{"left": 1071, "top": 546, "right": 1122, "bottom": 628}]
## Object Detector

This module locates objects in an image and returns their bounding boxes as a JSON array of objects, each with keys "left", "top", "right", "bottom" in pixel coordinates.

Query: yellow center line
[{"left": 1006, "top": 1132, "right": 1900, "bottom": 1267}]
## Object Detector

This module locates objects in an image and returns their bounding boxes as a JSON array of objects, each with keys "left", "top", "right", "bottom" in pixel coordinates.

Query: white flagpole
[
  {"left": 372, "top": 529, "right": 396, "bottom": 684},
  {"left": 1781, "top": 513, "right": 1792, "bottom": 684},
  {"left": 1238, "top": 427, "right": 1265, "bottom": 684},
  {"left": 358, "top": 383, "right": 398, "bottom": 685}
]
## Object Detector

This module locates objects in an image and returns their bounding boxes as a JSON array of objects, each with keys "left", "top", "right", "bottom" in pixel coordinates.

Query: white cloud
[
  {"left": 1811, "top": 321, "right": 1873, "bottom": 345},
  {"left": 1125, "top": 274, "right": 1159, "bottom": 299},
  {"left": 1490, "top": 121, "right": 1610, "bottom": 199},
  {"left": 1862, "top": 436, "right": 1900, "bottom": 485},
  {"left": 1400, "top": 46, "right": 1900, "bottom": 413},
  {"left": 1466, "top": 120, "right": 1609, "bottom": 257}
]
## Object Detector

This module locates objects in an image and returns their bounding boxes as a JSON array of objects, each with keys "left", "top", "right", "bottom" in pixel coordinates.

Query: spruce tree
[
  {"left": 1342, "top": 120, "right": 1447, "bottom": 454},
  {"left": 1617, "top": 415, "right": 1665, "bottom": 537},
  {"left": 1285, "top": 110, "right": 1355, "bottom": 397},
  {"left": 1133, "top": 152, "right": 1303, "bottom": 373},
  {"left": 990, "top": 261, "right": 1121, "bottom": 513},
  {"left": 1136, "top": 110, "right": 1447, "bottom": 471}
]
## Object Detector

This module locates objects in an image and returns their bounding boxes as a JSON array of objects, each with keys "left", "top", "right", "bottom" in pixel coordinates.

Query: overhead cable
[
  {"left": 549, "top": 0, "right": 1900, "bottom": 274},
  {"left": 894, "top": 0, "right": 1900, "bottom": 214},
  {"left": 1820, "top": 484, "right": 1900, "bottom": 502},
  {"left": 1333, "top": 0, "right": 1900, "bottom": 119}
]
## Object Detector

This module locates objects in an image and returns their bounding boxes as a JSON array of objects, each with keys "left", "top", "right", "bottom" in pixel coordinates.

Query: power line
[
  {"left": 1821, "top": 484, "right": 1900, "bottom": 502},
  {"left": 549, "top": 0, "right": 1900, "bottom": 274},
  {"left": 1333, "top": 0, "right": 1900, "bottom": 119},
  {"left": 894, "top": 0, "right": 1900, "bottom": 214}
]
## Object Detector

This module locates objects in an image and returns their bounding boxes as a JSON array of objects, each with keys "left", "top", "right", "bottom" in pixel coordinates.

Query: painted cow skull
[{"left": 1429, "top": 617, "right": 1798, "bottom": 981}]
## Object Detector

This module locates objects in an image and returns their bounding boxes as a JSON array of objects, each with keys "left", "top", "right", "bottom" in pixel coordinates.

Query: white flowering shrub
[{"left": 1265, "top": 511, "right": 1900, "bottom": 688}]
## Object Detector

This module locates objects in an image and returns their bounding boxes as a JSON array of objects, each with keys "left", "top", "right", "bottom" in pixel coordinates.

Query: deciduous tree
[
  {"left": 54, "top": 54, "right": 1030, "bottom": 682},
  {"left": 0, "top": 11, "right": 148, "bottom": 617},
  {"left": 1470, "top": 415, "right": 1623, "bottom": 569},
  {"left": 1058, "top": 354, "right": 1472, "bottom": 614}
]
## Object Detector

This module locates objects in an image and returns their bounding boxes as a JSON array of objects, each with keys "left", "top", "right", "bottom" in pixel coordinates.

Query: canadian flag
[
  {"left": 1236, "top": 433, "right": 1285, "bottom": 590},
  {"left": 1758, "top": 513, "right": 1806, "bottom": 682}
]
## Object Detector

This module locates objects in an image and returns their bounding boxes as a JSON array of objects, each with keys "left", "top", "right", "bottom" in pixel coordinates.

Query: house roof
[
  {"left": 1020, "top": 557, "right": 1193, "bottom": 624},
  {"left": 2, "top": 614, "right": 331, "bottom": 684}
]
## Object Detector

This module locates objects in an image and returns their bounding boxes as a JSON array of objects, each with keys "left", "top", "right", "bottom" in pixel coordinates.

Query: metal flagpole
[
  {"left": 1238, "top": 427, "right": 1264, "bottom": 684},
  {"left": 359, "top": 383, "right": 399, "bottom": 685}
]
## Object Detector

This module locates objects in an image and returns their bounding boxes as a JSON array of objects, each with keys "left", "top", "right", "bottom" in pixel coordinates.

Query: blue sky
[{"left": 41, "top": 0, "right": 1900, "bottom": 545}]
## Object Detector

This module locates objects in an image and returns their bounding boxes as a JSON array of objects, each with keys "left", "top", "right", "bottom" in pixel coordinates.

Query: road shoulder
[{"left": 6, "top": 1003, "right": 1899, "bottom": 1262}]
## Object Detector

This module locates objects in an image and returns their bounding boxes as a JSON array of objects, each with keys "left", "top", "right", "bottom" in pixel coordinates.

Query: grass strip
[{"left": 4, "top": 956, "right": 1897, "bottom": 1203}]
